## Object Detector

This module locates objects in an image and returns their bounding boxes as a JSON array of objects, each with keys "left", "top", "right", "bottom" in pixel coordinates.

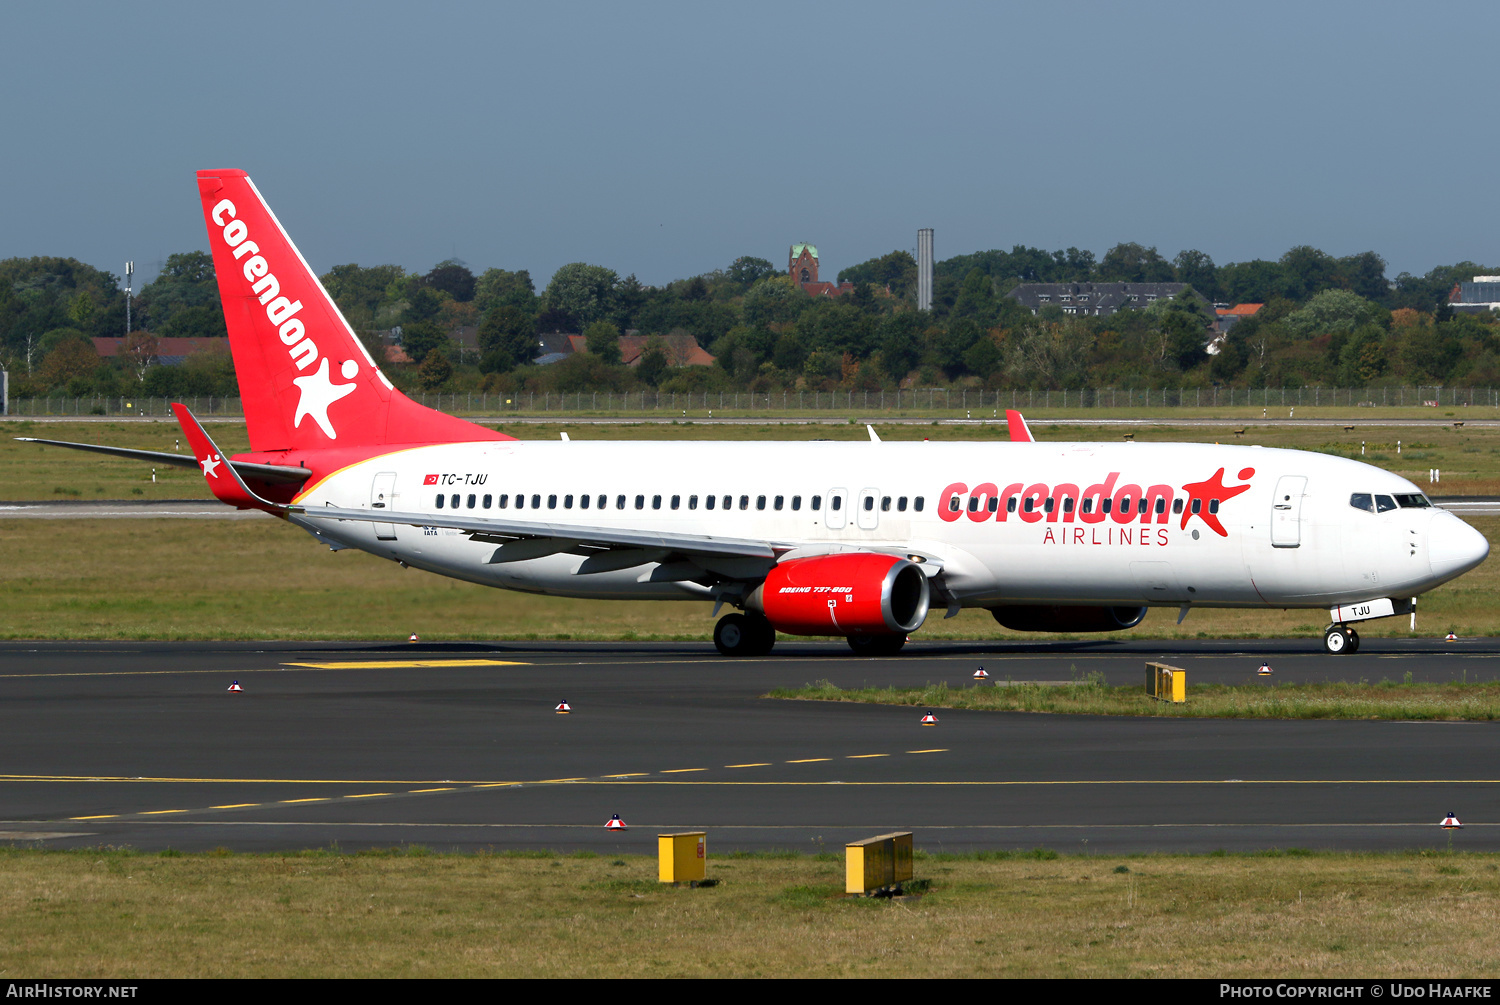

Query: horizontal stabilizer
[
  {"left": 15, "top": 437, "right": 310, "bottom": 485},
  {"left": 171, "top": 404, "right": 289, "bottom": 513}
]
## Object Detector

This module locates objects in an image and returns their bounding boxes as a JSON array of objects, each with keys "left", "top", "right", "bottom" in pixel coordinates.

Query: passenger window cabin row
[
  {"left": 431, "top": 487, "right": 1435, "bottom": 518},
  {"left": 432, "top": 492, "right": 927, "bottom": 514}
]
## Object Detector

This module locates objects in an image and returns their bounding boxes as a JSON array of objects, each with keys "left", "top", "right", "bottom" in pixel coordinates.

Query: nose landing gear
[{"left": 1323, "top": 624, "right": 1360, "bottom": 654}]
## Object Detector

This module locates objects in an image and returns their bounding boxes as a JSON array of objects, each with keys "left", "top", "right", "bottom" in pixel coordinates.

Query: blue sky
[{"left": 2, "top": 1, "right": 1495, "bottom": 288}]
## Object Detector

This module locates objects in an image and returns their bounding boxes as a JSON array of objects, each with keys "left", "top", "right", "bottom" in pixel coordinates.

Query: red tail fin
[{"left": 196, "top": 170, "right": 509, "bottom": 452}]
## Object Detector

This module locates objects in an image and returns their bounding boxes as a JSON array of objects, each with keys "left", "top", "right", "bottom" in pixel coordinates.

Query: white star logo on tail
[
  {"left": 291, "top": 357, "right": 357, "bottom": 439},
  {"left": 200, "top": 453, "right": 222, "bottom": 478}
]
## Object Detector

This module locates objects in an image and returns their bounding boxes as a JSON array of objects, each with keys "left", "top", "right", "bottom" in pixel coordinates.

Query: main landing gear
[
  {"left": 1323, "top": 624, "right": 1361, "bottom": 654},
  {"left": 714, "top": 612, "right": 776, "bottom": 657}
]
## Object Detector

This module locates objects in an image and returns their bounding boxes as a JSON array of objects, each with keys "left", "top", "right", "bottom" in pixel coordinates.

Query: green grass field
[{"left": 1, "top": 848, "right": 1496, "bottom": 977}]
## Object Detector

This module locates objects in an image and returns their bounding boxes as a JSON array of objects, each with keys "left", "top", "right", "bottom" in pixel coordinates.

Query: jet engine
[
  {"left": 747, "top": 553, "right": 931, "bottom": 637},
  {"left": 989, "top": 605, "right": 1148, "bottom": 633}
]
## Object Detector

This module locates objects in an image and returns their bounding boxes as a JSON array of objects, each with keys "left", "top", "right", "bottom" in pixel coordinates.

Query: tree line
[{"left": 2, "top": 241, "right": 1496, "bottom": 400}]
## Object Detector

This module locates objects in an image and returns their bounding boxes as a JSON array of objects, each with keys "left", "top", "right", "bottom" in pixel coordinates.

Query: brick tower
[{"left": 789, "top": 243, "right": 819, "bottom": 285}]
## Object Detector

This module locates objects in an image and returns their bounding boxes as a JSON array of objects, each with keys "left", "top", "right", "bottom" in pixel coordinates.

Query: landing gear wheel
[
  {"left": 1346, "top": 628, "right": 1360, "bottom": 653},
  {"left": 744, "top": 613, "right": 776, "bottom": 656},
  {"left": 714, "top": 613, "right": 776, "bottom": 657},
  {"left": 847, "top": 634, "right": 907, "bottom": 657},
  {"left": 1324, "top": 625, "right": 1351, "bottom": 654},
  {"left": 715, "top": 614, "right": 751, "bottom": 656}
]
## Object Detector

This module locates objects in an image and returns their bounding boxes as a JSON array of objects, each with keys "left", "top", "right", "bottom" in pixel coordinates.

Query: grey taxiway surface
[{"left": 1, "top": 639, "right": 1498, "bottom": 856}]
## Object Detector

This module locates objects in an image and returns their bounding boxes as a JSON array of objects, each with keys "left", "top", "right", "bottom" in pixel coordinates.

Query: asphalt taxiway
[{"left": 1, "top": 638, "right": 1497, "bottom": 855}]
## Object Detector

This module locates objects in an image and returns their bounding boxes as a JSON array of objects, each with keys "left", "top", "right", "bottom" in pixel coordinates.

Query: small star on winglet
[{"left": 200, "top": 453, "right": 221, "bottom": 478}]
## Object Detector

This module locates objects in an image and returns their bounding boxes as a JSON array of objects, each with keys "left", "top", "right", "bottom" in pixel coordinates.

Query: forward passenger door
[{"left": 1270, "top": 475, "right": 1306, "bottom": 548}]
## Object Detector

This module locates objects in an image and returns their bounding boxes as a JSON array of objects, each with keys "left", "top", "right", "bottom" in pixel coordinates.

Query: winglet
[
  {"left": 1005, "top": 409, "right": 1035, "bottom": 443},
  {"left": 867, "top": 424, "right": 881, "bottom": 442},
  {"left": 171, "top": 403, "right": 286, "bottom": 514}
]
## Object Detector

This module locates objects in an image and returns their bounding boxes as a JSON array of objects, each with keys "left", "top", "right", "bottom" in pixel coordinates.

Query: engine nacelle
[
  {"left": 989, "top": 605, "right": 1148, "bottom": 633},
  {"left": 747, "top": 553, "right": 931, "bottom": 637}
]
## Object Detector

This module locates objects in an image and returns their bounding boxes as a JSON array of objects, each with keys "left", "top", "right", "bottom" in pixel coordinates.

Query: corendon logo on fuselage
[
  {"left": 937, "top": 467, "right": 1255, "bottom": 546},
  {"left": 209, "top": 198, "right": 357, "bottom": 440}
]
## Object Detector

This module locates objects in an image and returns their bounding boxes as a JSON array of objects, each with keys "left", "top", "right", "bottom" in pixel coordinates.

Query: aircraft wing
[
  {"left": 15, "top": 437, "right": 311, "bottom": 485},
  {"left": 294, "top": 504, "right": 781, "bottom": 560}
]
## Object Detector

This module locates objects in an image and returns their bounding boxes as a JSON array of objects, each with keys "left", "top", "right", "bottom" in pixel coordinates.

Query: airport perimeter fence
[{"left": 4, "top": 386, "right": 1500, "bottom": 419}]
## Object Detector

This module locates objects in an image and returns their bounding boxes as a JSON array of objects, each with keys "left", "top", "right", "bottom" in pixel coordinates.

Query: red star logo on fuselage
[{"left": 1179, "top": 467, "right": 1254, "bottom": 537}]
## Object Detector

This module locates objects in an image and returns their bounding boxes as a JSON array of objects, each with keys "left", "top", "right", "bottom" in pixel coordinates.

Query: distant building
[
  {"left": 532, "top": 331, "right": 715, "bottom": 367},
  {"left": 533, "top": 333, "right": 586, "bottom": 365},
  {"left": 1005, "top": 282, "right": 1200, "bottom": 317},
  {"left": 1215, "top": 303, "right": 1263, "bottom": 335},
  {"left": 618, "top": 333, "right": 715, "bottom": 367},
  {"left": 789, "top": 243, "right": 853, "bottom": 298},
  {"left": 92, "top": 336, "right": 226, "bottom": 367},
  {"left": 358, "top": 329, "right": 414, "bottom": 364},
  {"left": 1447, "top": 277, "right": 1500, "bottom": 314}
]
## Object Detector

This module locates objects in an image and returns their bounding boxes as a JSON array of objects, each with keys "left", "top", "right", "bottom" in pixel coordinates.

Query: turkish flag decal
[{"left": 423, "top": 474, "right": 439, "bottom": 485}]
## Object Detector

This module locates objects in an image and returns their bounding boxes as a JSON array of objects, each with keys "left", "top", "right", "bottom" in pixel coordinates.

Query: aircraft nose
[{"left": 1428, "top": 512, "right": 1490, "bottom": 581}]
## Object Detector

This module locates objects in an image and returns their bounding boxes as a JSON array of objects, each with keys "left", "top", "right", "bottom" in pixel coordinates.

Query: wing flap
[{"left": 297, "top": 503, "right": 779, "bottom": 560}]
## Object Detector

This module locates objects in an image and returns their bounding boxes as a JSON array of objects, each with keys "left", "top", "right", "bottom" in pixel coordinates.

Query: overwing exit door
[
  {"left": 857, "top": 488, "right": 881, "bottom": 530},
  {"left": 1270, "top": 475, "right": 1306, "bottom": 548}
]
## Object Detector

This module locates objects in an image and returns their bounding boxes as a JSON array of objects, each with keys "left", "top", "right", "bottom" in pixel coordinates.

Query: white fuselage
[{"left": 287, "top": 439, "right": 1487, "bottom": 615}]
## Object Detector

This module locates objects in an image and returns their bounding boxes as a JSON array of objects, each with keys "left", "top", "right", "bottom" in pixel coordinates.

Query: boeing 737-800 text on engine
[{"left": 20, "top": 171, "right": 1491, "bottom": 655}]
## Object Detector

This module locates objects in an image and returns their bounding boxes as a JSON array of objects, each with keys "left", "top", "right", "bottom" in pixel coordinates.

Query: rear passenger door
[{"left": 371, "top": 471, "right": 397, "bottom": 541}]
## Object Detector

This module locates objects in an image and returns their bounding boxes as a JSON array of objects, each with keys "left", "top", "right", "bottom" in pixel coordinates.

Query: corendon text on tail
[{"left": 20, "top": 171, "right": 1492, "bottom": 657}]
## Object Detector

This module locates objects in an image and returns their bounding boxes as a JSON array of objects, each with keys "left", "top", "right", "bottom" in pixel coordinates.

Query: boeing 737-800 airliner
[{"left": 20, "top": 171, "right": 1491, "bottom": 655}]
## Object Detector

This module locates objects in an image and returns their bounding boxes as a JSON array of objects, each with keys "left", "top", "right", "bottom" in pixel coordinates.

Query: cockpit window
[
  {"left": 1374, "top": 494, "right": 1397, "bottom": 513},
  {"left": 1393, "top": 494, "right": 1431, "bottom": 508},
  {"left": 1349, "top": 493, "right": 1374, "bottom": 513}
]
